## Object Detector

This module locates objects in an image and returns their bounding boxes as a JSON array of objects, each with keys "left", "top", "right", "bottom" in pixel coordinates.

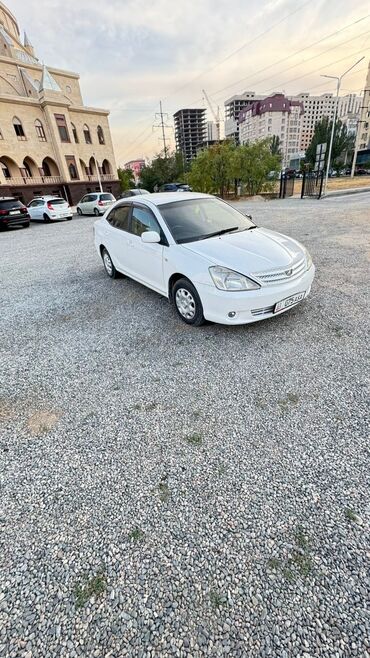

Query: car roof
[{"left": 144, "top": 192, "right": 211, "bottom": 207}]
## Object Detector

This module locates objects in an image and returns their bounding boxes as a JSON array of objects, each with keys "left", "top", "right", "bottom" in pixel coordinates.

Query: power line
[
  {"left": 161, "top": 0, "right": 313, "bottom": 102},
  {"left": 169, "top": 15, "right": 370, "bottom": 110}
]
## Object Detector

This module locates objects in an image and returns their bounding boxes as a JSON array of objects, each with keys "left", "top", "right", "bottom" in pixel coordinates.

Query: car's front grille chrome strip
[{"left": 252, "top": 258, "right": 306, "bottom": 286}]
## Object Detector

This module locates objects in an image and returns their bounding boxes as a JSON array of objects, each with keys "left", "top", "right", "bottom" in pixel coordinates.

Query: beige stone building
[{"left": 0, "top": 1, "right": 120, "bottom": 204}]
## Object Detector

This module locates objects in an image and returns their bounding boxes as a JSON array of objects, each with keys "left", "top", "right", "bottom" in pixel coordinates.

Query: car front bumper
[{"left": 196, "top": 265, "right": 315, "bottom": 325}]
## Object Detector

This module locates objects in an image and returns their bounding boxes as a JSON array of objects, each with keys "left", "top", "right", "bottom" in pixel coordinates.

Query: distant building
[
  {"left": 224, "top": 91, "right": 264, "bottom": 143},
  {"left": 174, "top": 108, "right": 206, "bottom": 163},
  {"left": 207, "top": 121, "right": 218, "bottom": 141},
  {"left": 124, "top": 158, "right": 145, "bottom": 182},
  {"left": 0, "top": 1, "right": 119, "bottom": 204},
  {"left": 353, "top": 60, "right": 370, "bottom": 157},
  {"left": 239, "top": 93, "right": 304, "bottom": 168}
]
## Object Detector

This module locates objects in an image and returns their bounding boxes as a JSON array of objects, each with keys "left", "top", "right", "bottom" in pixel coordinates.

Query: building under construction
[{"left": 174, "top": 108, "right": 206, "bottom": 164}]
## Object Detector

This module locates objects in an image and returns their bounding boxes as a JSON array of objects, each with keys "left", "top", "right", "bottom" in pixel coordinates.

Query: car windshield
[{"left": 159, "top": 198, "right": 255, "bottom": 244}]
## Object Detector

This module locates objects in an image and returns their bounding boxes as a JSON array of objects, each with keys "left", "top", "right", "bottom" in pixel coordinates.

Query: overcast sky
[{"left": 9, "top": 0, "right": 370, "bottom": 164}]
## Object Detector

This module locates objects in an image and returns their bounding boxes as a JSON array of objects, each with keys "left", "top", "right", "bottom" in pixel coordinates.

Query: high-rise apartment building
[
  {"left": 174, "top": 108, "right": 206, "bottom": 163},
  {"left": 239, "top": 93, "right": 304, "bottom": 167},
  {"left": 224, "top": 92, "right": 264, "bottom": 142}
]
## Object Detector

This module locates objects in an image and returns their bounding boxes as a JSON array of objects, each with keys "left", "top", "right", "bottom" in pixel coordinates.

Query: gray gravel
[{"left": 0, "top": 194, "right": 369, "bottom": 658}]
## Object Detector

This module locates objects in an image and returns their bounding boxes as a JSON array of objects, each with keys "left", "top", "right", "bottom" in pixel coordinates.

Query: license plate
[
  {"left": 9, "top": 210, "right": 20, "bottom": 215},
  {"left": 274, "top": 291, "right": 305, "bottom": 313}
]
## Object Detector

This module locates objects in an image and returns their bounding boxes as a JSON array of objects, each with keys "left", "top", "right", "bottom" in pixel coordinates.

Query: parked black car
[
  {"left": 119, "top": 189, "right": 150, "bottom": 198},
  {"left": 159, "top": 182, "right": 192, "bottom": 192},
  {"left": 0, "top": 197, "right": 30, "bottom": 229}
]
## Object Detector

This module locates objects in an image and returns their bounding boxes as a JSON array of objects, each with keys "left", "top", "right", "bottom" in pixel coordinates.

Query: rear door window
[{"left": 107, "top": 205, "right": 130, "bottom": 231}]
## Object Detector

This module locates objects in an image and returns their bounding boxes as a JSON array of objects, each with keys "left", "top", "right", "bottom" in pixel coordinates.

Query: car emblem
[{"left": 285, "top": 269, "right": 293, "bottom": 276}]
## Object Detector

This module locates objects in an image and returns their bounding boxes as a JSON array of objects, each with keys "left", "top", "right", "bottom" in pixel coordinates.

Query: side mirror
[
  {"left": 245, "top": 213, "right": 253, "bottom": 220},
  {"left": 141, "top": 230, "right": 160, "bottom": 244}
]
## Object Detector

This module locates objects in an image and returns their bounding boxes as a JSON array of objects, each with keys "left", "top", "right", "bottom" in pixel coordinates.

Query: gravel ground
[{"left": 0, "top": 194, "right": 369, "bottom": 658}]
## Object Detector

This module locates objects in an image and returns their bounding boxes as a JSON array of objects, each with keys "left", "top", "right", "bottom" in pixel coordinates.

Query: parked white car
[
  {"left": 94, "top": 193, "right": 315, "bottom": 326},
  {"left": 77, "top": 192, "right": 115, "bottom": 216},
  {"left": 27, "top": 196, "right": 73, "bottom": 222}
]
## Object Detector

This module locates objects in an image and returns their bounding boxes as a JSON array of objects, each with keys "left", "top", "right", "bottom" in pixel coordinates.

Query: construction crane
[{"left": 202, "top": 89, "right": 220, "bottom": 142}]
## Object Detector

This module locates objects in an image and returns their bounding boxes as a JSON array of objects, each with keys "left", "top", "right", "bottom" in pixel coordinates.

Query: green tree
[
  {"left": 231, "top": 139, "right": 282, "bottom": 196},
  {"left": 139, "top": 151, "right": 185, "bottom": 191},
  {"left": 305, "top": 117, "right": 354, "bottom": 169},
  {"left": 117, "top": 167, "right": 135, "bottom": 191},
  {"left": 188, "top": 142, "right": 236, "bottom": 196},
  {"left": 270, "top": 135, "right": 282, "bottom": 156}
]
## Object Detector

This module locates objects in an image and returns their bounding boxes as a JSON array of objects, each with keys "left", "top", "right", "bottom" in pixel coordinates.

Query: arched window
[
  {"left": 97, "top": 125, "right": 105, "bottom": 145},
  {"left": 23, "top": 160, "right": 33, "bottom": 178},
  {"left": 69, "top": 163, "right": 78, "bottom": 180},
  {"left": 83, "top": 124, "right": 92, "bottom": 144},
  {"left": 71, "top": 123, "right": 79, "bottom": 144},
  {"left": 35, "top": 119, "right": 46, "bottom": 142},
  {"left": 13, "top": 116, "right": 26, "bottom": 140},
  {"left": 1, "top": 160, "right": 11, "bottom": 179}
]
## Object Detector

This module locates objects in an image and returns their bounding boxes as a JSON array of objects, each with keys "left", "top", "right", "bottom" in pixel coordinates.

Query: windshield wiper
[{"left": 200, "top": 226, "right": 239, "bottom": 240}]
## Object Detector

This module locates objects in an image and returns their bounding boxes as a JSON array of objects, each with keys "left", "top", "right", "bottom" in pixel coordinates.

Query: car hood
[{"left": 181, "top": 227, "right": 304, "bottom": 273}]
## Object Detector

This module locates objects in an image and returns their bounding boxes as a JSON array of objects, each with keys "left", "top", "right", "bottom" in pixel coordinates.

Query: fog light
[{"left": 228, "top": 311, "right": 236, "bottom": 318}]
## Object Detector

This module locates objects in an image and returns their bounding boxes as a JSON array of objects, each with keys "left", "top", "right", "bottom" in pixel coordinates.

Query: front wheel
[
  {"left": 172, "top": 278, "right": 205, "bottom": 326},
  {"left": 77, "top": 208, "right": 82, "bottom": 216},
  {"left": 102, "top": 248, "right": 119, "bottom": 279},
  {"left": 66, "top": 216, "right": 73, "bottom": 221},
  {"left": 22, "top": 222, "right": 30, "bottom": 228}
]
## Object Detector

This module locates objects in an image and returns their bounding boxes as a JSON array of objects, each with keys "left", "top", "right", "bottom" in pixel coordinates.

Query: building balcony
[{"left": 0, "top": 173, "right": 117, "bottom": 187}]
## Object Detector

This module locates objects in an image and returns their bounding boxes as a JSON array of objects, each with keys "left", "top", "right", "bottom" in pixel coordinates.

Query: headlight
[
  {"left": 209, "top": 266, "right": 260, "bottom": 291},
  {"left": 304, "top": 248, "right": 313, "bottom": 270}
]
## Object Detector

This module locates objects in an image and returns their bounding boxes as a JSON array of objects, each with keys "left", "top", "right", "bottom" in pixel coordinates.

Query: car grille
[
  {"left": 252, "top": 257, "right": 306, "bottom": 286},
  {"left": 251, "top": 305, "right": 275, "bottom": 317}
]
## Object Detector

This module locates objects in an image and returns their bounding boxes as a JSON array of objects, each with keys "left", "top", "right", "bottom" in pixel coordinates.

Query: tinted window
[
  {"left": 107, "top": 205, "right": 130, "bottom": 231},
  {"left": 49, "top": 198, "right": 66, "bottom": 205},
  {"left": 0, "top": 199, "right": 24, "bottom": 210},
  {"left": 100, "top": 193, "right": 114, "bottom": 201},
  {"left": 130, "top": 206, "right": 160, "bottom": 237}
]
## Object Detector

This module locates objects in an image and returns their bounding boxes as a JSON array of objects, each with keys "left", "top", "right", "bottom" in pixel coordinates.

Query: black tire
[
  {"left": 22, "top": 222, "right": 30, "bottom": 228},
  {"left": 172, "top": 278, "right": 205, "bottom": 326},
  {"left": 66, "top": 216, "right": 73, "bottom": 221},
  {"left": 43, "top": 214, "right": 50, "bottom": 223},
  {"left": 94, "top": 208, "right": 100, "bottom": 217},
  {"left": 77, "top": 208, "right": 83, "bottom": 216},
  {"left": 101, "top": 247, "right": 119, "bottom": 279}
]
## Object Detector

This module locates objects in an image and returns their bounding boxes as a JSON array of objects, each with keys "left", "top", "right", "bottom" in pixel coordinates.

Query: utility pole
[
  {"left": 153, "top": 101, "right": 171, "bottom": 158},
  {"left": 351, "top": 60, "right": 370, "bottom": 177},
  {"left": 321, "top": 57, "right": 364, "bottom": 196}
]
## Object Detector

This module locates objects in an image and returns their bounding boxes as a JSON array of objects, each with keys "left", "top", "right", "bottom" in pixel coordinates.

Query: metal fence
[{"left": 301, "top": 171, "right": 324, "bottom": 199}]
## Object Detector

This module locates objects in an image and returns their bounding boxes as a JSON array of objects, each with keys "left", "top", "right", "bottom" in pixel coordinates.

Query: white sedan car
[{"left": 94, "top": 193, "right": 315, "bottom": 326}]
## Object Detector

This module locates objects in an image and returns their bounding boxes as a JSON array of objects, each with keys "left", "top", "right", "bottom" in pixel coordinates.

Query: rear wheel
[
  {"left": 172, "top": 278, "right": 205, "bottom": 326},
  {"left": 43, "top": 214, "right": 50, "bottom": 223},
  {"left": 94, "top": 208, "right": 100, "bottom": 217},
  {"left": 102, "top": 248, "right": 119, "bottom": 279},
  {"left": 77, "top": 207, "right": 82, "bottom": 216}
]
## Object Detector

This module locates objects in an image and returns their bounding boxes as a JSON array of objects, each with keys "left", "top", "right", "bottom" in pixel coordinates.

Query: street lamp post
[
  {"left": 93, "top": 153, "right": 103, "bottom": 193},
  {"left": 321, "top": 57, "right": 364, "bottom": 196}
]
